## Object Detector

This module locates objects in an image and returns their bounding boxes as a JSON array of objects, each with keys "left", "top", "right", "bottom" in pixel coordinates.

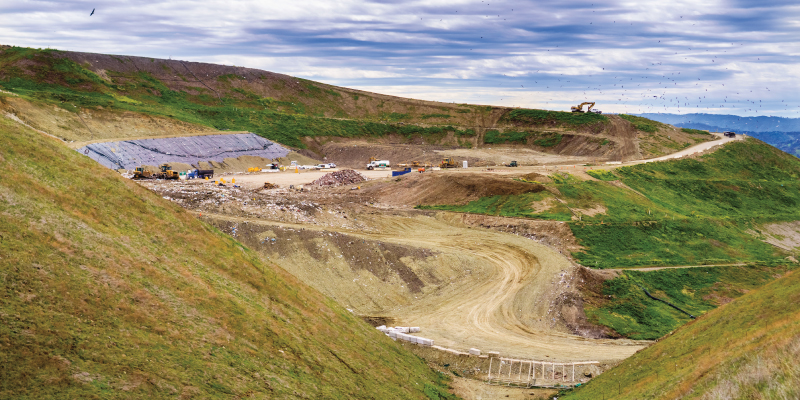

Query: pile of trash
[{"left": 311, "top": 169, "right": 366, "bottom": 187}]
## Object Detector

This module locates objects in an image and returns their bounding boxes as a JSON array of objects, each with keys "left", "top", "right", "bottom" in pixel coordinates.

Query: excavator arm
[{"left": 570, "top": 102, "right": 595, "bottom": 113}]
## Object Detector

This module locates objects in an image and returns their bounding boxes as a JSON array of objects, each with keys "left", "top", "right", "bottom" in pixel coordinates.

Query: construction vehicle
[
  {"left": 132, "top": 167, "right": 152, "bottom": 179},
  {"left": 156, "top": 164, "right": 180, "bottom": 180},
  {"left": 571, "top": 102, "right": 597, "bottom": 113},
  {"left": 505, "top": 161, "right": 518, "bottom": 167},
  {"left": 440, "top": 158, "right": 457, "bottom": 168}
]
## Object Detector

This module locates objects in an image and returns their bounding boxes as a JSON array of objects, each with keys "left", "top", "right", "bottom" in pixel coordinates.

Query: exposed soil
[
  {"left": 753, "top": 221, "right": 800, "bottom": 252},
  {"left": 454, "top": 214, "right": 583, "bottom": 258},
  {"left": 362, "top": 172, "right": 545, "bottom": 206},
  {"left": 553, "top": 267, "right": 622, "bottom": 339},
  {"left": 142, "top": 175, "right": 647, "bottom": 364},
  {"left": 305, "top": 137, "right": 486, "bottom": 169}
]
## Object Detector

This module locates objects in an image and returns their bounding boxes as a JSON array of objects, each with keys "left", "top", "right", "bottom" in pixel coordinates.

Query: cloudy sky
[{"left": 2, "top": 0, "right": 799, "bottom": 117}]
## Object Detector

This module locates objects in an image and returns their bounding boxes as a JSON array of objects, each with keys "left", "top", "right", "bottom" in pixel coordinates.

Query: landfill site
[{"left": 78, "top": 127, "right": 737, "bottom": 390}]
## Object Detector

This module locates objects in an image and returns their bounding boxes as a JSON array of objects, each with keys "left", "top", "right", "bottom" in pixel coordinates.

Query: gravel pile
[{"left": 311, "top": 169, "right": 367, "bottom": 187}]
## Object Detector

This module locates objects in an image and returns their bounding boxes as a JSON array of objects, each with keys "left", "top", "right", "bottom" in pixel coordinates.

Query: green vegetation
[
  {"left": 419, "top": 190, "right": 572, "bottom": 221},
  {"left": 381, "top": 112, "right": 410, "bottom": 121},
  {"left": 483, "top": 130, "right": 563, "bottom": 146},
  {"left": 0, "top": 116, "right": 455, "bottom": 398},
  {"left": 425, "top": 139, "right": 797, "bottom": 269},
  {"left": 571, "top": 220, "right": 779, "bottom": 268},
  {"left": 501, "top": 109, "right": 608, "bottom": 126},
  {"left": 533, "top": 133, "right": 563, "bottom": 147},
  {"left": 681, "top": 127, "right": 711, "bottom": 135},
  {"left": 484, "top": 130, "right": 529, "bottom": 144},
  {"left": 585, "top": 265, "right": 791, "bottom": 340},
  {"left": 0, "top": 46, "right": 475, "bottom": 148},
  {"left": 619, "top": 114, "right": 666, "bottom": 133},
  {"left": 563, "top": 269, "right": 800, "bottom": 399},
  {"left": 586, "top": 169, "right": 618, "bottom": 181},
  {"left": 421, "top": 113, "right": 452, "bottom": 119}
]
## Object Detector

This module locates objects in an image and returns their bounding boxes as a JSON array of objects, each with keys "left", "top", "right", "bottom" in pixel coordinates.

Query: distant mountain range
[{"left": 635, "top": 113, "right": 800, "bottom": 157}]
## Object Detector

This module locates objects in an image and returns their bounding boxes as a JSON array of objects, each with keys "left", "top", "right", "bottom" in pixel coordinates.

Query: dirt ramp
[{"left": 364, "top": 173, "right": 545, "bottom": 207}]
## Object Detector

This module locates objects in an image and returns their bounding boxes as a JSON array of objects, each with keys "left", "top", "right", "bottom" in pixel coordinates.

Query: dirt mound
[
  {"left": 365, "top": 173, "right": 545, "bottom": 206},
  {"left": 312, "top": 169, "right": 367, "bottom": 186}
]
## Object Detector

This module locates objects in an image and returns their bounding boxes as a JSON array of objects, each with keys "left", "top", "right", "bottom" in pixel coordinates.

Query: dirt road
[
  {"left": 204, "top": 212, "right": 646, "bottom": 363},
  {"left": 635, "top": 132, "right": 742, "bottom": 163}
]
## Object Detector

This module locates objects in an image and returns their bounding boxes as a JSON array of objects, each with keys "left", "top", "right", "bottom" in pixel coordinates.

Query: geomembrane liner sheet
[{"left": 77, "top": 133, "right": 290, "bottom": 170}]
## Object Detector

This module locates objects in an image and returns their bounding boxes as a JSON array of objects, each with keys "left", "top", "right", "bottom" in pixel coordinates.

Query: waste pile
[{"left": 311, "top": 169, "right": 367, "bottom": 187}]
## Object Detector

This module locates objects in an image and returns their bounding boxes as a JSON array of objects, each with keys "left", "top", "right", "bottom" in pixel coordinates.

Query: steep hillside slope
[
  {"left": 0, "top": 116, "right": 455, "bottom": 398},
  {"left": 0, "top": 45, "right": 710, "bottom": 161},
  {"left": 562, "top": 268, "right": 800, "bottom": 399}
]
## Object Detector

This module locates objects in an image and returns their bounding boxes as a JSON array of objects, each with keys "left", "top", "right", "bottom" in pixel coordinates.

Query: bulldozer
[
  {"left": 155, "top": 164, "right": 180, "bottom": 180},
  {"left": 571, "top": 102, "right": 600, "bottom": 113},
  {"left": 132, "top": 167, "right": 152, "bottom": 179},
  {"left": 440, "top": 158, "right": 457, "bottom": 168}
]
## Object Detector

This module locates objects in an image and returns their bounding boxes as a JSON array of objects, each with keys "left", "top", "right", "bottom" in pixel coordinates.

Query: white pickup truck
[{"left": 366, "top": 160, "right": 390, "bottom": 170}]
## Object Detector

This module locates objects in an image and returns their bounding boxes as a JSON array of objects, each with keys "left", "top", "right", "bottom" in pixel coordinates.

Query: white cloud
[{"left": 1, "top": 0, "right": 799, "bottom": 117}]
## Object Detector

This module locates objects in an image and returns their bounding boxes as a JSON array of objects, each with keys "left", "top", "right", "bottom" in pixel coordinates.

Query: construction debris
[{"left": 311, "top": 169, "right": 367, "bottom": 187}]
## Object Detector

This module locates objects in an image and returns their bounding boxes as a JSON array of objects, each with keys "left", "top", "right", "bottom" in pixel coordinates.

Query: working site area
[
  {"left": 102, "top": 124, "right": 740, "bottom": 377},
  {"left": 3, "top": 44, "right": 800, "bottom": 400}
]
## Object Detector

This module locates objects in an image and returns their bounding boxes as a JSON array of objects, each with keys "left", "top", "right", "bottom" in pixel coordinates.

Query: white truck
[{"left": 366, "top": 160, "right": 390, "bottom": 170}]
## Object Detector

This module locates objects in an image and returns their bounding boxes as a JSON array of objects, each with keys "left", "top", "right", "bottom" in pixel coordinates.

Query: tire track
[{"left": 203, "top": 212, "right": 647, "bottom": 363}]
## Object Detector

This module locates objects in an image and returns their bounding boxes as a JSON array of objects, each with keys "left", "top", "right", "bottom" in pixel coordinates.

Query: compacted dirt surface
[{"left": 140, "top": 170, "right": 648, "bottom": 365}]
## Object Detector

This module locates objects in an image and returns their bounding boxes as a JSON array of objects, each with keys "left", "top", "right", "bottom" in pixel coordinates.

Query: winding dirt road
[{"left": 204, "top": 212, "right": 647, "bottom": 363}]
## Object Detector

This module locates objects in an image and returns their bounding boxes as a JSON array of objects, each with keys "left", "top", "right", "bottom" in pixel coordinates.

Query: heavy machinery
[
  {"left": 505, "top": 161, "right": 518, "bottom": 167},
  {"left": 440, "top": 158, "right": 457, "bottom": 168},
  {"left": 132, "top": 167, "right": 152, "bottom": 179},
  {"left": 156, "top": 164, "right": 180, "bottom": 180},
  {"left": 571, "top": 102, "right": 601, "bottom": 113}
]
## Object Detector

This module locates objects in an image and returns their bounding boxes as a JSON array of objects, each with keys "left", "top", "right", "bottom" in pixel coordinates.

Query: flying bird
[{"left": 90, "top": 8, "right": 95, "bottom": 16}]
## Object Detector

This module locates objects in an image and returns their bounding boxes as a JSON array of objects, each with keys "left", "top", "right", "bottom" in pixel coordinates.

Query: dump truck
[{"left": 440, "top": 158, "right": 457, "bottom": 168}]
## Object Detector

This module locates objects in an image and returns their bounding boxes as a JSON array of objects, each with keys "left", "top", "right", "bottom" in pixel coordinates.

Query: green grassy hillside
[
  {"left": 0, "top": 45, "right": 671, "bottom": 156},
  {"left": 0, "top": 116, "right": 455, "bottom": 398},
  {"left": 584, "top": 264, "right": 792, "bottom": 340},
  {"left": 426, "top": 139, "right": 798, "bottom": 268},
  {"left": 562, "top": 268, "right": 800, "bottom": 399}
]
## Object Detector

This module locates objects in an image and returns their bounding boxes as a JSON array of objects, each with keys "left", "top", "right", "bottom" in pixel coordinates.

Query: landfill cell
[{"left": 76, "top": 133, "right": 290, "bottom": 170}]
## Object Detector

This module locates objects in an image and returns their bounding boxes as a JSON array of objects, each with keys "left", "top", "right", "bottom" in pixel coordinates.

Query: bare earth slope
[{"left": 199, "top": 210, "right": 646, "bottom": 364}]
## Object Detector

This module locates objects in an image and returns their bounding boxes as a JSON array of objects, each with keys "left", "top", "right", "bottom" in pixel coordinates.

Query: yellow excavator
[{"left": 571, "top": 102, "right": 601, "bottom": 114}]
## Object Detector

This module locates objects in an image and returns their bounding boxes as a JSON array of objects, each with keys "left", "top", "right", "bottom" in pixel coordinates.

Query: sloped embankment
[
  {"left": 562, "top": 268, "right": 800, "bottom": 399},
  {"left": 0, "top": 116, "right": 453, "bottom": 398}
]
